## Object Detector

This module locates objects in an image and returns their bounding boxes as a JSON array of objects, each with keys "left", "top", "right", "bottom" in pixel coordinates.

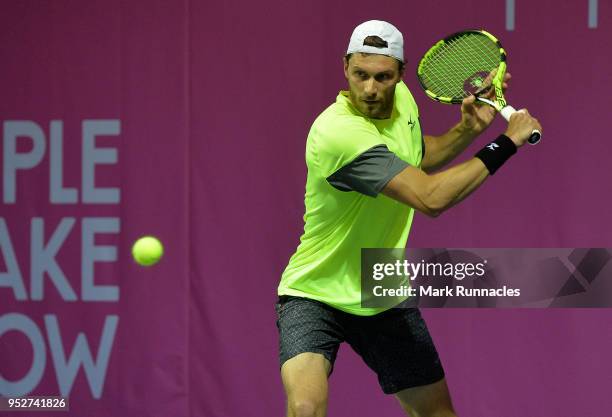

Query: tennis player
[{"left": 276, "top": 20, "right": 541, "bottom": 417}]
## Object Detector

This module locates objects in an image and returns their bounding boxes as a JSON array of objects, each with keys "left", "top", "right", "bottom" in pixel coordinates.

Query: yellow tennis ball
[{"left": 132, "top": 236, "right": 164, "bottom": 266}]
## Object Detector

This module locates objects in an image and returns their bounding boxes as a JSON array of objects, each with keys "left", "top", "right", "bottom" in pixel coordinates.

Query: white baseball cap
[{"left": 346, "top": 20, "right": 404, "bottom": 62}]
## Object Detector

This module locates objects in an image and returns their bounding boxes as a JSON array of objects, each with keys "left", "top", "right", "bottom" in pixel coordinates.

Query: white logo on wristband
[{"left": 486, "top": 143, "right": 500, "bottom": 151}]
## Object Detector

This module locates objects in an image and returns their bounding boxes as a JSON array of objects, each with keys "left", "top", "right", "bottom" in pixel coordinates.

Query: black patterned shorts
[{"left": 275, "top": 295, "right": 445, "bottom": 394}]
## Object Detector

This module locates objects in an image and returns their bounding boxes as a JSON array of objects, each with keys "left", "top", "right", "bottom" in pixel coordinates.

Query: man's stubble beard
[{"left": 349, "top": 90, "right": 393, "bottom": 119}]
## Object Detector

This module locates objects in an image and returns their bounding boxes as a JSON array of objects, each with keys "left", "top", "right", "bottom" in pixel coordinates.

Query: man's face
[{"left": 343, "top": 53, "right": 403, "bottom": 119}]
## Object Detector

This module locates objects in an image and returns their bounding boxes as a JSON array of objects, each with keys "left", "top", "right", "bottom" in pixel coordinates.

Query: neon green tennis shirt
[{"left": 278, "top": 80, "right": 423, "bottom": 316}]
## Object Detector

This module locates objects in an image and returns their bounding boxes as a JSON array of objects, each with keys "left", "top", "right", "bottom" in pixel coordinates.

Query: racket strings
[
  {"left": 425, "top": 40, "right": 497, "bottom": 97},
  {"left": 420, "top": 33, "right": 500, "bottom": 99},
  {"left": 424, "top": 36, "right": 494, "bottom": 92},
  {"left": 424, "top": 37, "right": 495, "bottom": 96},
  {"left": 424, "top": 41, "right": 476, "bottom": 95}
]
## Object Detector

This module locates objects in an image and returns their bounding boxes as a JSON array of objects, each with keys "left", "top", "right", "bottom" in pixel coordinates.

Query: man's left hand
[{"left": 459, "top": 72, "right": 511, "bottom": 135}]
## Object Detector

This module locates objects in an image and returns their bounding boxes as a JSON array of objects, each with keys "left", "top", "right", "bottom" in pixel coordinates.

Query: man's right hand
[{"left": 504, "top": 109, "right": 542, "bottom": 147}]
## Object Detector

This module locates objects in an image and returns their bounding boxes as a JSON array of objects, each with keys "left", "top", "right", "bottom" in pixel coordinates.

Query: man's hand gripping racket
[{"left": 417, "top": 30, "right": 542, "bottom": 145}]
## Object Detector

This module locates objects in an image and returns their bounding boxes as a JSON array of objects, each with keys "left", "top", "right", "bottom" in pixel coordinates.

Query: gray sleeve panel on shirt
[{"left": 326, "top": 145, "right": 410, "bottom": 197}]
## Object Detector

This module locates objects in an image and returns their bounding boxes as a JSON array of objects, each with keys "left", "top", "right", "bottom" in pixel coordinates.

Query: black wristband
[{"left": 474, "top": 134, "right": 517, "bottom": 175}]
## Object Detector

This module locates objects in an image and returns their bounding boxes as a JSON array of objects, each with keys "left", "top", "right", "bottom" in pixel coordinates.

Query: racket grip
[
  {"left": 499, "top": 105, "right": 542, "bottom": 146},
  {"left": 499, "top": 105, "right": 517, "bottom": 121}
]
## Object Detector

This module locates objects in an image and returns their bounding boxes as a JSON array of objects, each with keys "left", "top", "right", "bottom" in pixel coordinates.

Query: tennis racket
[{"left": 417, "top": 29, "right": 541, "bottom": 145}]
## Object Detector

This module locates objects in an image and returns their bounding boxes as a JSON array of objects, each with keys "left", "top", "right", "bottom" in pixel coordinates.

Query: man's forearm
[
  {"left": 384, "top": 134, "right": 519, "bottom": 217},
  {"left": 382, "top": 158, "right": 489, "bottom": 218},
  {"left": 428, "top": 158, "right": 490, "bottom": 213},
  {"left": 421, "top": 122, "right": 480, "bottom": 173}
]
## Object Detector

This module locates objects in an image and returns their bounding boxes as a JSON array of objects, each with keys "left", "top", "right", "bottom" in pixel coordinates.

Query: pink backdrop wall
[{"left": 1, "top": 1, "right": 611, "bottom": 416}]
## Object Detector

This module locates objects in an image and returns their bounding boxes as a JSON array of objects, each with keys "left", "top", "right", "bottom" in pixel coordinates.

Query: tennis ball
[{"left": 131, "top": 236, "right": 164, "bottom": 266}]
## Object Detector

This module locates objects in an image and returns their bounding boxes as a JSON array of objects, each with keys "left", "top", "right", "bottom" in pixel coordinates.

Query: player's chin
[
  {"left": 359, "top": 106, "right": 375, "bottom": 117},
  {"left": 362, "top": 103, "right": 382, "bottom": 114},
  {"left": 368, "top": 107, "right": 390, "bottom": 119}
]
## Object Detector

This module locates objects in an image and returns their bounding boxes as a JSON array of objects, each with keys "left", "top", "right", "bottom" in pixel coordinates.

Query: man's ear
[
  {"left": 343, "top": 57, "right": 349, "bottom": 79},
  {"left": 397, "top": 63, "right": 405, "bottom": 81}
]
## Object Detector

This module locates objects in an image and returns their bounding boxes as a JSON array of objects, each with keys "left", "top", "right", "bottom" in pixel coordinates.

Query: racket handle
[
  {"left": 499, "top": 105, "right": 541, "bottom": 146},
  {"left": 499, "top": 105, "right": 517, "bottom": 121}
]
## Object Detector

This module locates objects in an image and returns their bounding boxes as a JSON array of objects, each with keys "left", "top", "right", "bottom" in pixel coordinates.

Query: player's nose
[{"left": 363, "top": 78, "right": 377, "bottom": 96}]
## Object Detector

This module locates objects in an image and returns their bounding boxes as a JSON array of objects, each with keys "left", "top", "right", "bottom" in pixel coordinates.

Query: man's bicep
[
  {"left": 420, "top": 135, "right": 439, "bottom": 172},
  {"left": 381, "top": 165, "right": 437, "bottom": 216}
]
